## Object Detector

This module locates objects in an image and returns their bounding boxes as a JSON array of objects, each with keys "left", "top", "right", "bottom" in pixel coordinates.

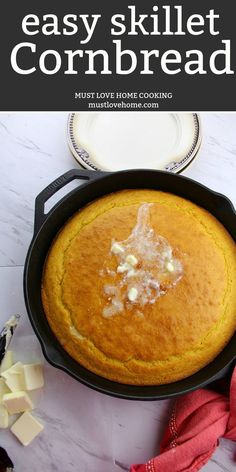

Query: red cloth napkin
[{"left": 130, "top": 367, "right": 236, "bottom": 472}]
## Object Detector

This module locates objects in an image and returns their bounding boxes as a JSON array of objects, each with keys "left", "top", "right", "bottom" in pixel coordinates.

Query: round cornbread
[{"left": 41, "top": 190, "right": 236, "bottom": 385}]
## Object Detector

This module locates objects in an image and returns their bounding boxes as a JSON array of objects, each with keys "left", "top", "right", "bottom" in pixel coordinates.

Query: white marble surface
[{"left": 0, "top": 112, "right": 235, "bottom": 472}]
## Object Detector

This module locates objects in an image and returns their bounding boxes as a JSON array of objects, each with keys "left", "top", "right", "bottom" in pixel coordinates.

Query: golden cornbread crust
[{"left": 41, "top": 190, "right": 236, "bottom": 385}]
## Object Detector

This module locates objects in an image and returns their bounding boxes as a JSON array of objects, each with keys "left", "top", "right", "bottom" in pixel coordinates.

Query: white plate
[{"left": 67, "top": 113, "right": 202, "bottom": 173}]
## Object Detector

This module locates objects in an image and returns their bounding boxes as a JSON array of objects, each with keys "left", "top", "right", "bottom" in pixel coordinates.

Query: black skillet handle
[{"left": 34, "top": 169, "right": 106, "bottom": 235}]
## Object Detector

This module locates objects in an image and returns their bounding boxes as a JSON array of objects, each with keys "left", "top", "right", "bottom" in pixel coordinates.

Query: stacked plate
[{"left": 67, "top": 113, "right": 202, "bottom": 173}]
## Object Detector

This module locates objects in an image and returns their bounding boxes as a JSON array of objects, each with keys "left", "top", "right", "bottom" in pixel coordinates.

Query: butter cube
[
  {"left": 128, "top": 287, "right": 138, "bottom": 302},
  {"left": 23, "top": 363, "right": 44, "bottom": 391},
  {"left": 0, "top": 351, "right": 13, "bottom": 373},
  {"left": 0, "top": 378, "right": 10, "bottom": 402},
  {"left": 126, "top": 254, "right": 138, "bottom": 266},
  {"left": 1, "top": 362, "right": 25, "bottom": 392},
  {"left": 11, "top": 412, "right": 44, "bottom": 446},
  {"left": 111, "top": 242, "right": 124, "bottom": 255},
  {"left": 3, "top": 391, "right": 33, "bottom": 415},
  {"left": 166, "top": 261, "right": 175, "bottom": 272},
  {"left": 117, "top": 262, "right": 130, "bottom": 273},
  {"left": 0, "top": 404, "right": 8, "bottom": 429},
  {"left": 1, "top": 361, "right": 23, "bottom": 376}
]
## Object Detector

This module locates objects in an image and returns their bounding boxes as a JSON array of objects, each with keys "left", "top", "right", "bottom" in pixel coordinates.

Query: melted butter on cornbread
[{"left": 102, "top": 203, "right": 183, "bottom": 318}]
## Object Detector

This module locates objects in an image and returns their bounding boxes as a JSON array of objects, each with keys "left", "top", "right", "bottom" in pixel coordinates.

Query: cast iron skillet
[{"left": 24, "top": 169, "right": 236, "bottom": 400}]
